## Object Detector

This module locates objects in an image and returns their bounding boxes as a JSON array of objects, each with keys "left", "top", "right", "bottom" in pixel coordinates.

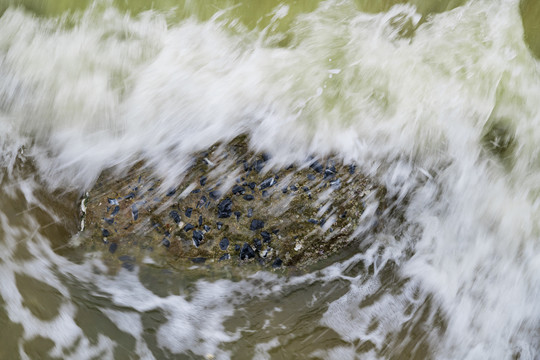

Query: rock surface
[{"left": 80, "top": 135, "right": 384, "bottom": 270}]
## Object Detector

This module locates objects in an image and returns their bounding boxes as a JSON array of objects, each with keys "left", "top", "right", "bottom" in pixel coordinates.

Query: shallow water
[{"left": 1, "top": 0, "right": 540, "bottom": 358}]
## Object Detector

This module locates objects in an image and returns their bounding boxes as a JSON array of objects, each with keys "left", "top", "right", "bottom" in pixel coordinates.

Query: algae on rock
[{"left": 80, "top": 136, "right": 384, "bottom": 271}]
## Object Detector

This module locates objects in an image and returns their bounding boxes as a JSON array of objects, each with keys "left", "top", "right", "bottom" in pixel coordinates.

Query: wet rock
[
  {"left": 232, "top": 185, "right": 245, "bottom": 195},
  {"left": 253, "top": 160, "right": 265, "bottom": 173},
  {"left": 324, "top": 163, "right": 336, "bottom": 179},
  {"left": 169, "top": 210, "right": 181, "bottom": 224},
  {"left": 131, "top": 205, "right": 138, "bottom": 221},
  {"left": 217, "top": 198, "right": 233, "bottom": 218},
  {"left": 192, "top": 231, "right": 203, "bottom": 247},
  {"left": 111, "top": 206, "right": 120, "bottom": 216},
  {"left": 109, "top": 243, "right": 118, "bottom": 254},
  {"left": 82, "top": 135, "right": 383, "bottom": 269},
  {"left": 118, "top": 255, "right": 136, "bottom": 262},
  {"left": 219, "top": 237, "right": 229, "bottom": 250},
  {"left": 200, "top": 176, "right": 207, "bottom": 186},
  {"left": 197, "top": 196, "right": 207, "bottom": 209},
  {"left": 261, "top": 231, "right": 271, "bottom": 243},
  {"left": 250, "top": 219, "right": 265, "bottom": 231},
  {"left": 121, "top": 262, "right": 135, "bottom": 271},
  {"left": 219, "top": 253, "right": 230, "bottom": 261},
  {"left": 253, "top": 238, "right": 262, "bottom": 251},
  {"left": 240, "top": 243, "right": 256, "bottom": 260},
  {"left": 272, "top": 258, "right": 283, "bottom": 268},
  {"left": 209, "top": 190, "right": 221, "bottom": 200},
  {"left": 259, "top": 177, "right": 276, "bottom": 190},
  {"left": 310, "top": 160, "right": 323, "bottom": 173},
  {"left": 330, "top": 179, "right": 341, "bottom": 189}
]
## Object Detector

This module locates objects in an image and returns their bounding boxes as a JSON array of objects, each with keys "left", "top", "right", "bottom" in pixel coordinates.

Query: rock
[
  {"left": 253, "top": 160, "right": 265, "bottom": 173},
  {"left": 250, "top": 219, "right": 265, "bottom": 231},
  {"left": 121, "top": 262, "right": 135, "bottom": 271},
  {"left": 232, "top": 185, "right": 245, "bottom": 195},
  {"left": 219, "top": 238, "right": 229, "bottom": 250},
  {"left": 192, "top": 231, "right": 203, "bottom": 247},
  {"left": 272, "top": 258, "right": 283, "bottom": 268},
  {"left": 209, "top": 190, "right": 221, "bottom": 200},
  {"left": 197, "top": 196, "right": 207, "bottom": 209},
  {"left": 169, "top": 210, "right": 181, "bottom": 224},
  {"left": 261, "top": 231, "right": 271, "bottom": 243},
  {"left": 240, "top": 243, "right": 256, "bottom": 260},
  {"left": 131, "top": 205, "right": 138, "bottom": 220},
  {"left": 111, "top": 206, "right": 120, "bottom": 216},
  {"left": 81, "top": 135, "right": 384, "bottom": 270},
  {"left": 259, "top": 177, "right": 276, "bottom": 190},
  {"left": 310, "top": 160, "right": 323, "bottom": 173},
  {"left": 253, "top": 238, "right": 262, "bottom": 250},
  {"left": 217, "top": 198, "right": 233, "bottom": 218}
]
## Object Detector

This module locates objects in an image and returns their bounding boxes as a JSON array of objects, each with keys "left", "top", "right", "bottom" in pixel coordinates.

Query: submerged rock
[{"left": 81, "top": 135, "right": 384, "bottom": 270}]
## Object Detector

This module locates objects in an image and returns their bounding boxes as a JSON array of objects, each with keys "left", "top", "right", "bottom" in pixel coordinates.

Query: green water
[{"left": 2, "top": 0, "right": 538, "bottom": 59}]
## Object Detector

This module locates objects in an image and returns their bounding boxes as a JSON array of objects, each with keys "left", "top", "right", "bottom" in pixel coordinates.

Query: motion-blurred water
[{"left": 1, "top": 0, "right": 540, "bottom": 358}]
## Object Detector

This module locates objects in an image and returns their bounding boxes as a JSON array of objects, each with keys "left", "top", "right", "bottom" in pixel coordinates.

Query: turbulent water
[{"left": 1, "top": 0, "right": 540, "bottom": 358}]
